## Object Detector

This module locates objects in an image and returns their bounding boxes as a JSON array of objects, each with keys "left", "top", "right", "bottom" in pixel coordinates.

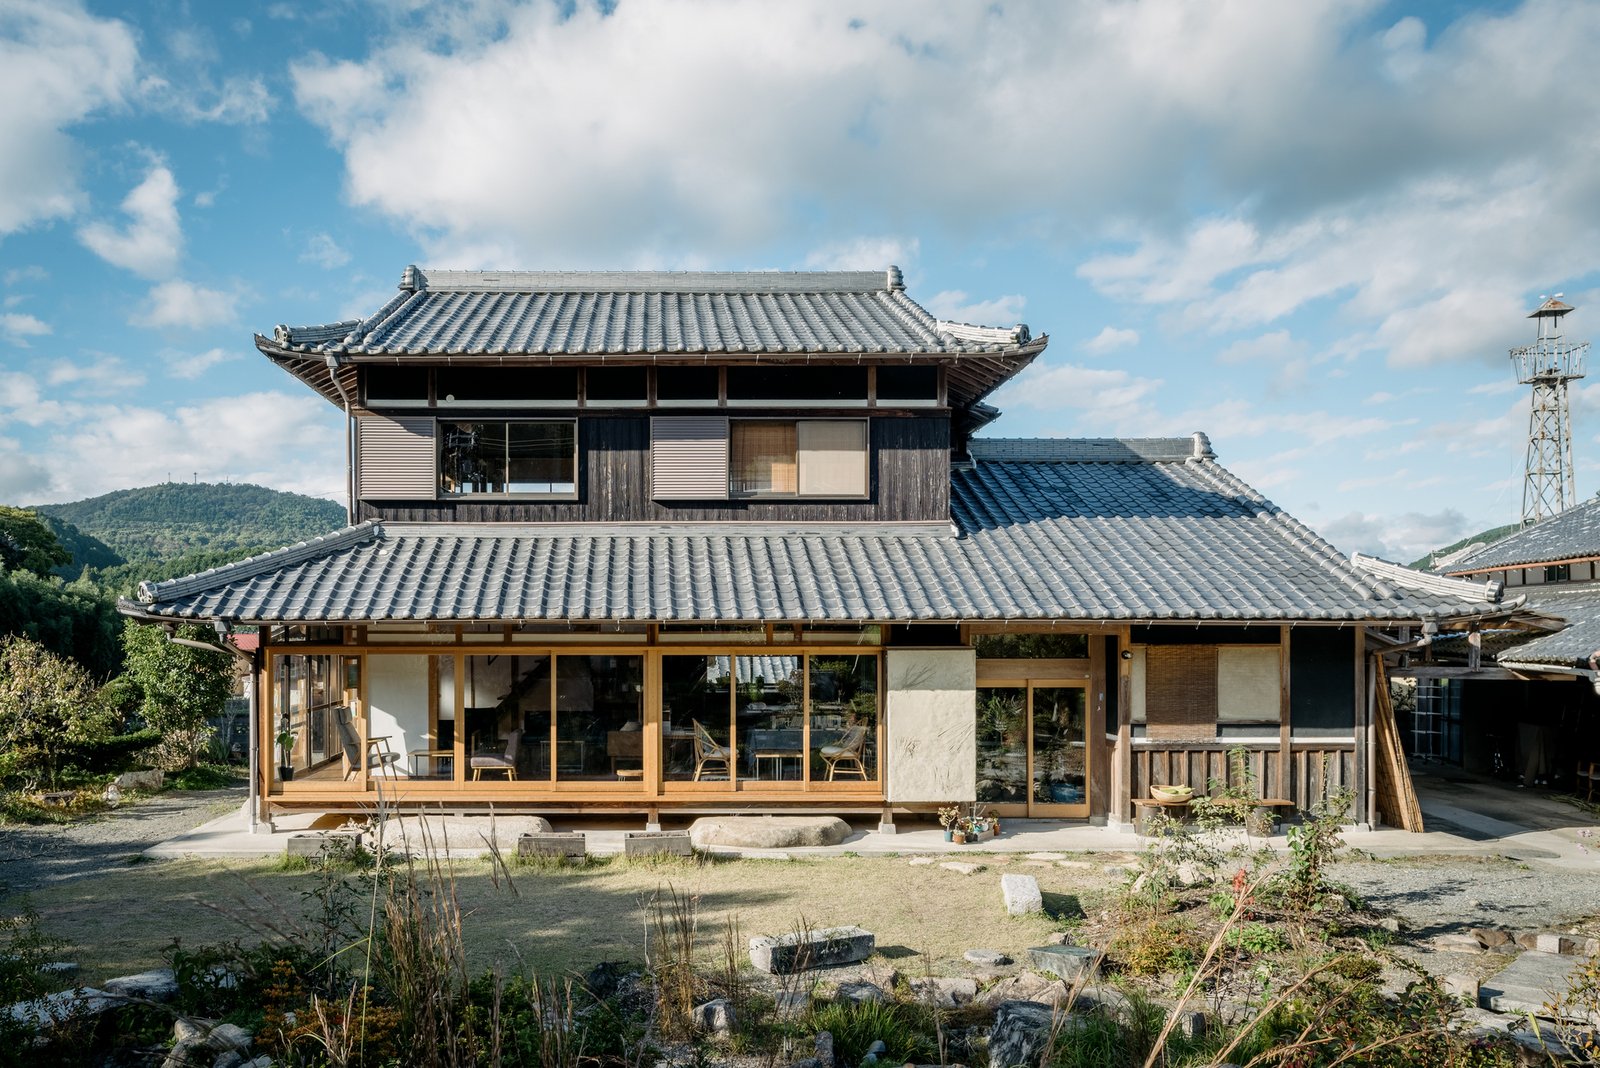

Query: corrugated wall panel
[
  {"left": 650, "top": 416, "right": 729, "bottom": 499},
  {"left": 356, "top": 416, "right": 437, "bottom": 499}
]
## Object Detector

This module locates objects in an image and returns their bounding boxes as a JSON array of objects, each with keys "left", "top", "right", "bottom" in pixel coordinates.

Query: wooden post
[
  {"left": 1278, "top": 625, "right": 1292, "bottom": 802},
  {"left": 1354, "top": 626, "right": 1370, "bottom": 827},
  {"left": 1114, "top": 626, "right": 1133, "bottom": 827}
]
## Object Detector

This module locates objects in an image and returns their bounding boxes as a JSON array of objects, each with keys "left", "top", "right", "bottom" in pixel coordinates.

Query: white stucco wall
[
  {"left": 885, "top": 648, "right": 977, "bottom": 803},
  {"left": 367, "top": 654, "right": 430, "bottom": 765}
]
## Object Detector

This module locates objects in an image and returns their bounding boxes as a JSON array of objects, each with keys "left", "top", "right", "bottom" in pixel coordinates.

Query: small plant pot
[
  {"left": 277, "top": 765, "right": 294, "bottom": 782},
  {"left": 943, "top": 829, "right": 954, "bottom": 842},
  {"left": 952, "top": 831, "right": 968, "bottom": 845}
]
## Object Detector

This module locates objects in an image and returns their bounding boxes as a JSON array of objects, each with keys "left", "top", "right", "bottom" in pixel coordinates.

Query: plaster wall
[
  {"left": 367, "top": 654, "right": 430, "bottom": 763},
  {"left": 885, "top": 648, "right": 976, "bottom": 802}
]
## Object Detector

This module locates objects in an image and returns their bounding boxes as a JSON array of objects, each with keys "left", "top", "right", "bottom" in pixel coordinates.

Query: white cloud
[
  {"left": 0, "top": 1, "right": 139, "bottom": 236},
  {"left": 1468, "top": 379, "right": 1520, "bottom": 396},
  {"left": 132, "top": 279, "right": 241, "bottom": 330},
  {"left": 0, "top": 391, "right": 344, "bottom": 503},
  {"left": 3, "top": 266, "right": 48, "bottom": 286},
  {"left": 1216, "top": 330, "right": 1308, "bottom": 366},
  {"left": 990, "top": 361, "right": 1163, "bottom": 432},
  {"left": 140, "top": 72, "right": 272, "bottom": 125},
  {"left": 77, "top": 158, "right": 184, "bottom": 278},
  {"left": 924, "top": 290, "right": 1026, "bottom": 327},
  {"left": 1081, "top": 326, "right": 1139, "bottom": 355},
  {"left": 804, "top": 236, "right": 919, "bottom": 272},
  {"left": 45, "top": 356, "right": 144, "bottom": 393},
  {"left": 1365, "top": 391, "right": 1396, "bottom": 404},
  {"left": 299, "top": 231, "right": 351, "bottom": 270},
  {"left": 1318, "top": 508, "right": 1473, "bottom": 563},
  {"left": 0, "top": 312, "right": 50, "bottom": 344},
  {"left": 165, "top": 346, "right": 240, "bottom": 380}
]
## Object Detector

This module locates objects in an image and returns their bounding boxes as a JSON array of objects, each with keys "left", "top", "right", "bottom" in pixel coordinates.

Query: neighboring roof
[
  {"left": 1446, "top": 497, "right": 1600, "bottom": 573},
  {"left": 1494, "top": 583, "right": 1600, "bottom": 667},
  {"left": 257, "top": 265, "right": 1046, "bottom": 413},
  {"left": 125, "top": 437, "right": 1516, "bottom": 627}
]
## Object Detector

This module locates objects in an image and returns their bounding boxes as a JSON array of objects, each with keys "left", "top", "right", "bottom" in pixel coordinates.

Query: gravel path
[
  {"left": 1332, "top": 854, "right": 1600, "bottom": 938},
  {"left": 0, "top": 787, "right": 245, "bottom": 898}
]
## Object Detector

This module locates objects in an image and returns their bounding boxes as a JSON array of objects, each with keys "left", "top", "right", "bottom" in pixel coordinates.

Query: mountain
[
  {"left": 33, "top": 482, "right": 347, "bottom": 572},
  {"left": 1409, "top": 522, "right": 1522, "bottom": 571}
]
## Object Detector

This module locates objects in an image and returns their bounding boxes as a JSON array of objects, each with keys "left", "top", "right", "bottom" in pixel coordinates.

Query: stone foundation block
[
  {"left": 1001, "top": 873, "right": 1042, "bottom": 915},
  {"left": 750, "top": 926, "right": 875, "bottom": 974},
  {"left": 517, "top": 832, "right": 586, "bottom": 859},
  {"left": 1026, "top": 945, "right": 1102, "bottom": 983},
  {"left": 623, "top": 830, "right": 693, "bottom": 857}
]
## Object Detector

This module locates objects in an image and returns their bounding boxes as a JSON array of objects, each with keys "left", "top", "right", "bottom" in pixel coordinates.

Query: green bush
[
  {"left": 168, "top": 762, "right": 238, "bottom": 790},
  {"left": 807, "top": 999, "right": 936, "bottom": 1065}
]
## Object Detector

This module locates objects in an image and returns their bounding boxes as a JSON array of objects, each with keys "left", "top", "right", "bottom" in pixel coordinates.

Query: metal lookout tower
[{"left": 1512, "top": 296, "right": 1588, "bottom": 526}]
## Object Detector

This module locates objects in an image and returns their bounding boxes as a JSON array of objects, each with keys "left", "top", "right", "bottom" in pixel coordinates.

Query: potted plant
[
  {"left": 937, "top": 804, "right": 960, "bottom": 842},
  {"left": 276, "top": 727, "right": 296, "bottom": 782}
]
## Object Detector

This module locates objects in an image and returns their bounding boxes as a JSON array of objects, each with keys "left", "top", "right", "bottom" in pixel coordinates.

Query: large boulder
[
  {"left": 689, "top": 816, "right": 851, "bottom": 849},
  {"left": 371, "top": 815, "right": 552, "bottom": 853},
  {"left": 988, "top": 1001, "right": 1060, "bottom": 1068}
]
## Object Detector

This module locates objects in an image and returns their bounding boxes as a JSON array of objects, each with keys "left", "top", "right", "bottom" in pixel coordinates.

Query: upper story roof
[
  {"left": 257, "top": 266, "right": 1047, "bottom": 414},
  {"left": 124, "top": 434, "right": 1523, "bottom": 628},
  {"left": 1445, "top": 497, "right": 1600, "bottom": 574}
]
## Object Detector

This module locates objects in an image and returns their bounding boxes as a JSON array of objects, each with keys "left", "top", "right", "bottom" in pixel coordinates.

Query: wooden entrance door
[{"left": 976, "top": 680, "right": 1089, "bottom": 818}]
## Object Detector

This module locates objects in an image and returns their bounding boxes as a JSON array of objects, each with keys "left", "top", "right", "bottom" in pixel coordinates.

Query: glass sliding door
[{"left": 973, "top": 679, "right": 1090, "bottom": 817}]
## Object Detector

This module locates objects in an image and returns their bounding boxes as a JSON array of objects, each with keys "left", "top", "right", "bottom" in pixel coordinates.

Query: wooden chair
[
  {"left": 1577, "top": 760, "right": 1598, "bottom": 802},
  {"left": 471, "top": 729, "right": 522, "bottom": 781},
  {"left": 336, "top": 706, "right": 399, "bottom": 782},
  {"left": 821, "top": 724, "right": 869, "bottom": 781},
  {"left": 691, "top": 720, "right": 732, "bottom": 781}
]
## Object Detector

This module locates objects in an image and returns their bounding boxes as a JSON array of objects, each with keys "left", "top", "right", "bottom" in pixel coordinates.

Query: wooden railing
[{"left": 1133, "top": 740, "right": 1354, "bottom": 812}]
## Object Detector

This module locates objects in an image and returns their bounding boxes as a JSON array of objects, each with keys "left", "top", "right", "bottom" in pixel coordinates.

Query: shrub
[{"left": 0, "top": 635, "right": 118, "bottom": 789}]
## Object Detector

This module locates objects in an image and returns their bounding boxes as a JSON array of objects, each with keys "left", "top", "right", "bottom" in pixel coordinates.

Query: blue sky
[{"left": 3, "top": 0, "right": 1599, "bottom": 563}]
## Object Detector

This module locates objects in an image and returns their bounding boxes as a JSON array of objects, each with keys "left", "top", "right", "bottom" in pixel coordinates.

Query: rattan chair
[
  {"left": 691, "top": 720, "right": 732, "bottom": 781},
  {"left": 821, "top": 724, "right": 868, "bottom": 781}
]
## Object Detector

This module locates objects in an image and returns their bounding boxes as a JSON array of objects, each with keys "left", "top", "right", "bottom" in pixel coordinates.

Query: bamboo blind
[{"left": 1144, "top": 644, "right": 1218, "bottom": 740}]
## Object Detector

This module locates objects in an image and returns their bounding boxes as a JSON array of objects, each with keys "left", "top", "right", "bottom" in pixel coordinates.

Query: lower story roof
[{"left": 124, "top": 438, "right": 1519, "bottom": 628}]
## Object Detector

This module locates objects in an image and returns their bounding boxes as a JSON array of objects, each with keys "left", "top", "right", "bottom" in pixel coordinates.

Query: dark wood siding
[{"left": 358, "top": 413, "right": 951, "bottom": 524}]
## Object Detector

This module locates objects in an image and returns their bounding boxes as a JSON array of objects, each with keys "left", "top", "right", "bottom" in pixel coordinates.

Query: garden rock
[
  {"left": 908, "top": 856, "right": 935, "bottom": 865},
  {"left": 773, "top": 990, "right": 810, "bottom": 1016},
  {"left": 1026, "top": 945, "right": 1101, "bottom": 983},
  {"left": 988, "top": 1001, "right": 1059, "bottom": 1068},
  {"left": 976, "top": 973, "right": 1070, "bottom": 1008},
  {"left": 162, "top": 1020, "right": 252, "bottom": 1068},
  {"left": 909, "top": 976, "right": 977, "bottom": 1007},
  {"left": 940, "top": 861, "right": 983, "bottom": 875},
  {"left": 1441, "top": 974, "right": 1479, "bottom": 1003},
  {"left": 105, "top": 968, "right": 178, "bottom": 1002},
  {"left": 1431, "top": 933, "right": 1483, "bottom": 953},
  {"left": 115, "top": 769, "right": 165, "bottom": 792},
  {"left": 1025, "top": 852, "right": 1065, "bottom": 861},
  {"left": 688, "top": 815, "right": 850, "bottom": 849},
  {"left": 835, "top": 981, "right": 887, "bottom": 1004},
  {"left": 692, "top": 997, "right": 735, "bottom": 1035},
  {"left": 374, "top": 815, "right": 551, "bottom": 853},
  {"left": 964, "top": 949, "right": 1011, "bottom": 967},
  {"left": 7, "top": 987, "right": 116, "bottom": 1030},
  {"left": 815, "top": 1029, "right": 835, "bottom": 1068},
  {"left": 750, "top": 926, "right": 875, "bottom": 974},
  {"left": 1000, "top": 874, "right": 1042, "bottom": 915}
]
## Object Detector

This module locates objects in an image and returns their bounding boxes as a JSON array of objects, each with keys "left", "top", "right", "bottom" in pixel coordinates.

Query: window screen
[
  {"left": 731, "top": 422, "right": 798, "bottom": 496},
  {"left": 797, "top": 421, "right": 867, "bottom": 495}
]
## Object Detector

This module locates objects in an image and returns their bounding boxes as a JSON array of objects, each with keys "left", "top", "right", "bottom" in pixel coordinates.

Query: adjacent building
[{"left": 119, "top": 267, "right": 1533, "bottom": 830}]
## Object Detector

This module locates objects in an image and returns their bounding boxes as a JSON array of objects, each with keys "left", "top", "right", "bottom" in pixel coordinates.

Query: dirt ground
[{"left": 5, "top": 852, "right": 1103, "bottom": 984}]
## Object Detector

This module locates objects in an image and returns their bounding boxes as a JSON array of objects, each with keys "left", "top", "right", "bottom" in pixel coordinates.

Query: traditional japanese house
[{"left": 119, "top": 266, "right": 1538, "bottom": 831}]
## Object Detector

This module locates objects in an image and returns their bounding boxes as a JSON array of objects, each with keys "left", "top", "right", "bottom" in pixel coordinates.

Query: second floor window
[
  {"left": 440, "top": 420, "right": 576, "bottom": 496},
  {"left": 731, "top": 419, "right": 867, "bottom": 497}
]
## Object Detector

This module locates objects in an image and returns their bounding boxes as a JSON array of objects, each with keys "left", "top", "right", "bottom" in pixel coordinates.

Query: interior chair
[
  {"left": 1578, "top": 760, "right": 1598, "bottom": 803},
  {"left": 820, "top": 723, "right": 869, "bottom": 781},
  {"left": 691, "top": 719, "right": 732, "bottom": 781},
  {"left": 471, "top": 728, "right": 522, "bottom": 781},
  {"left": 335, "top": 706, "right": 399, "bottom": 782}
]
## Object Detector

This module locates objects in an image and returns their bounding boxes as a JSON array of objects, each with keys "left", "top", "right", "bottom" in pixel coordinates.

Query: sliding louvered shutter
[
  {"left": 356, "top": 416, "right": 437, "bottom": 499},
  {"left": 651, "top": 416, "right": 729, "bottom": 499}
]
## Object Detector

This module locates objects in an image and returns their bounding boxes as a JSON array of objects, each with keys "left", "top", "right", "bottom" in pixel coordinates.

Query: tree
[
  {"left": 122, "top": 620, "right": 235, "bottom": 770},
  {"left": 0, "top": 507, "right": 70, "bottom": 576},
  {"left": 0, "top": 635, "right": 117, "bottom": 789}
]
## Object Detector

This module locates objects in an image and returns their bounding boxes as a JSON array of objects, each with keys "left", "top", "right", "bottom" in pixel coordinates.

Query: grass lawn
[{"left": 9, "top": 853, "right": 1112, "bottom": 985}]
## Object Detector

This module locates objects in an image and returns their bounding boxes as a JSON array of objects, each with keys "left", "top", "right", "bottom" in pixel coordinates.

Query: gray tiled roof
[
  {"left": 257, "top": 266, "right": 1046, "bottom": 413},
  {"left": 1493, "top": 583, "right": 1600, "bottom": 666},
  {"left": 127, "top": 438, "right": 1516, "bottom": 627},
  {"left": 266, "top": 266, "right": 1030, "bottom": 357},
  {"left": 1447, "top": 498, "right": 1600, "bottom": 572}
]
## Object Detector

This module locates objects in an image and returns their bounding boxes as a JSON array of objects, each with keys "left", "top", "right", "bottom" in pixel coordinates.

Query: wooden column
[
  {"left": 1278, "top": 625, "right": 1292, "bottom": 798},
  {"left": 1114, "top": 626, "right": 1133, "bottom": 827},
  {"left": 1354, "top": 626, "right": 1370, "bottom": 827}
]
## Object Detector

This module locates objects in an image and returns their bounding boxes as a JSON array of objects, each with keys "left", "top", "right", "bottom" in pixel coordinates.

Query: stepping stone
[
  {"left": 1055, "top": 859, "right": 1093, "bottom": 869},
  {"left": 1026, "top": 945, "right": 1102, "bottom": 983},
  {"left": 1481, "top": 950, "right": 1584, "bottom": 1018},
  {"left": 1022, "top": 860, "right": 1052, "bottom": 868},
  {"left": 1001, "top": 873, "right": 1043, "bottom": 915},
  {"left": 908, "top": 856, "right": 935, "bottom": 866},
  {"left": 941, "top": 861, "right": 983, "bottom": 875},
  {"left": 964, "top": 949, "right": 1011, "bottom": 967},
  {"left": 689, "top": 816, "right": 850, "bottom": 849},
  {"left": 1025, "top": 852, "right": 1066, "bottom": 861}
]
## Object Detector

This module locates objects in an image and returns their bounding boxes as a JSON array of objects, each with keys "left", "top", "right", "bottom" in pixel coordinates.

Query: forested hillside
[
  {"left": 34, "top": 482, "right": 345, "bottom": 565},
  {"left": 1409, "top": 522, "right": 1521, "bottom": 570}
]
